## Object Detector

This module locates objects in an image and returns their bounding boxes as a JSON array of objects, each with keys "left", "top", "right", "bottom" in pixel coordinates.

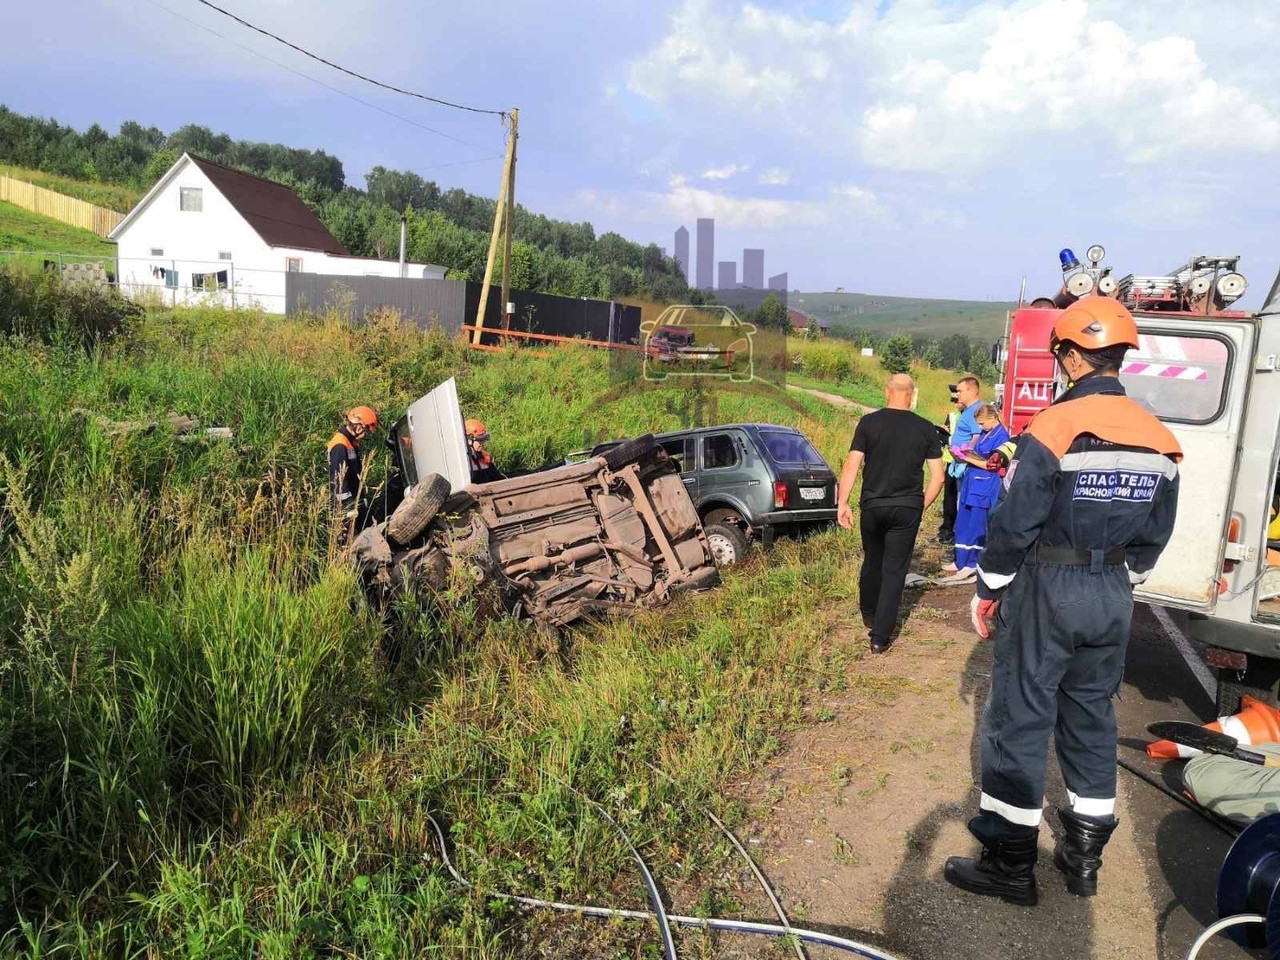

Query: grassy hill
[
  {"left": 794, "top": 290, "right": 1015, "bottom": 342},
  {"left": 1, "top": 163, "right": 141, "bottom": 212},
  {"left": 0, "top": 199, "right": 117, "bottom": 257},
  {"left": 0, "top": 271, "right": 963, "bottom": 954}
]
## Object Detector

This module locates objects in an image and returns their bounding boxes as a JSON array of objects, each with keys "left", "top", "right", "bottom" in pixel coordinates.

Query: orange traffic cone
[{"left": 1146, "top": 695, "right": 1280, "bottom": 759}]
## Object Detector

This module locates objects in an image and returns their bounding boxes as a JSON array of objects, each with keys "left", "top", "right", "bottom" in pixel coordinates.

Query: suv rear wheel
[{"left": 704, "top": 522, "right": 748, "bottom": 567}]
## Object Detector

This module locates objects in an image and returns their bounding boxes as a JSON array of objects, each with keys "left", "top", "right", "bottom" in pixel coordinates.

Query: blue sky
[{"left": 4, "top": 0, "right": 1279, "bottom": 302}]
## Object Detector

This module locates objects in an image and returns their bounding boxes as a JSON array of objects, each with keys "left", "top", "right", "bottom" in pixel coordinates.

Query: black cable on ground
[{"left": 1117, "top": 757, "right": 1240, "bottom": 837}]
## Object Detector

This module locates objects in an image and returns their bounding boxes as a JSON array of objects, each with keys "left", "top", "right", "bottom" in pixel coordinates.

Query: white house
[{"left": 109, "top": 153, "right": 447, "bottom": 312}]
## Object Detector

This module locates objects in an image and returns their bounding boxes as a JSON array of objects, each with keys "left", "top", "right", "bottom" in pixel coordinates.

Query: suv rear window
[
  {"left": 1120, "top": 332, "right": 1231, "bottom": 424},
  {"left": 703, "top": 434, "right": 738, "bottom": 469},
  {"left": 760, "top": 430, "right": 824, "bottom": 464}
]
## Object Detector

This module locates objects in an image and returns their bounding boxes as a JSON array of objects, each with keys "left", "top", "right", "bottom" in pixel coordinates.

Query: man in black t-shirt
[{"left": 837, "top": 374, "right": 945, "bottom": 653}]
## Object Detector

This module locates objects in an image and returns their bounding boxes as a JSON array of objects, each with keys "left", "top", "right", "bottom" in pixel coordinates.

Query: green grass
[
  {"left": 0, "top": 288, "right": 958, "bottom": 956},
  {"left": 1, "top": 164, "right": 141, "bottom": 213},
  {"left": 795, "top": 290, "right": 1014, "bottom": 342},
  {"left": 0, "top": 200, "right": 118, "bottom": 257},
  {"left": 787, "top": 334, "right": 956, "bottom": 423}
]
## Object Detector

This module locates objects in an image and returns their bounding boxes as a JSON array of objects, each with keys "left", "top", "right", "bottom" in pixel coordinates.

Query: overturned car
[{"left": 350, "top": 379, "right": 720, "bottom": 629}]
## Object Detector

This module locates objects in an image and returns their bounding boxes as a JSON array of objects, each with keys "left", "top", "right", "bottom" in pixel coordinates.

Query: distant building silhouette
[
  {"left": 768, "top": 272, "right": 788, "bottom": 292},
  {"left": 674, "top": 226, "right": 689, "bottom": 281},
  {"left": 743, "top": 248, "right": 764, "bottom": 289},
  {"left": 696, "top": 218, "right": 714, "bottom": 291},
  {"left": 718, "top": 261, "right": 737, "bottom": 290}
]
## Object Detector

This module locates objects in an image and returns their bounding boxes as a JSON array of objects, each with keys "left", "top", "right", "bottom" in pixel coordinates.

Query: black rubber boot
[
  {"left": 1053, "top": 807, "right": 1118, "bottom": 897},
  {"left": 944, "top": 819, "right": 1039, "bottom": 906}
]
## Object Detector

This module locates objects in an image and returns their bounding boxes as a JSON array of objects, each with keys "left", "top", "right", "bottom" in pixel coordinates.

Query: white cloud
[
  {"left": 702, "top": 163, "right": 747, "bottom": 180},
  {"left": 626, "top": 0, "right": 1280, "bottom": 174},
  {"left": 660, "top": 185, "right": 823, "bottom": 227},
  {"left": 668, "top": 172, "right": 689, "bottom": 188},
  {"left": 757, "top": 167, "right": 790, "bottom": 185},
  {"left": 858, "top": 0, "right": 1280, "bottom": 171},
  {"left": 830, "top": 184, "right": 890, "bottom": 223}
]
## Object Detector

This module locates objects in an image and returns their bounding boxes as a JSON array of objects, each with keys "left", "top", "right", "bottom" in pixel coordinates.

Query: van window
[
  {"left": 660, "top": 437, "right": 693, "bottom": 472},
  {"left": 1120, "top": 333, "right": 1231, "bottom": 424},
  {"left": 760, "top": 429, "right": 824, "bottom": 465},
  {"left": 702, "top": 434, "right": 738, "bottom": 470}
]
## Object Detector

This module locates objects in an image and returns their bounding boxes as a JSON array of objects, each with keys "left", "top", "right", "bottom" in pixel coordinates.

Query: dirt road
[
  {"left": 787, "top": 384, "right": 877, "bottom": 416},
  {"left": 725, "top": 564, "right": 1249, "bottom": 959}
]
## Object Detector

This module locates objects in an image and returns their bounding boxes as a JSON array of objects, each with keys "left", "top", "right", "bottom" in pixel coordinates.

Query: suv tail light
[{"left": 773, "top": 482, "right": 789, "bottom": 509}]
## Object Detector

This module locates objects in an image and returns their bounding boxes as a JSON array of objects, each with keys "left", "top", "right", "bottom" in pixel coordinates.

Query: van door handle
[{"left": 682, "top": 476, "right": 695, "bottom": 484}]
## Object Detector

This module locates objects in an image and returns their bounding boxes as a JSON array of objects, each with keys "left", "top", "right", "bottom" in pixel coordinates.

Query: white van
[{"left": 996, "top": 258, "right": 1280, "bottom": 713}]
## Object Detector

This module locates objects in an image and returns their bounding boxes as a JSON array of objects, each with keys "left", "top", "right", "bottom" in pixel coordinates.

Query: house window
[
  {"left": 179, "top": 187, "right": 203, "bottom": 212},
  {"left": 192, "top": 270, "right": 228, "bottom": 291},
  {"left": 164, "top": 269, "right": 178, "bottom": 289},
  {"left": 286, "top": 257, "right": 303, "bottom": 272},
  {"left": 218, "top": 251, "right": 232, "bottom": 261},
  {"left": 150, "top": 247, "right": 164, "bottom": 257}
]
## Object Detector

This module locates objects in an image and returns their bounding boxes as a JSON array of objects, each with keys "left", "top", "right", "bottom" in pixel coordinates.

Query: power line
[
  {"left": 191, "top": 0, "right": 507, "bottom": 117},
  {"left": 143, "top": 0, "right": 498, "bottom": 154}
]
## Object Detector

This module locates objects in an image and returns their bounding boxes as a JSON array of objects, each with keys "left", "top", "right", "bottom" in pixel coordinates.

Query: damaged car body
[{"left": 350, "top": 379, "right": 720, "bottom": 629}]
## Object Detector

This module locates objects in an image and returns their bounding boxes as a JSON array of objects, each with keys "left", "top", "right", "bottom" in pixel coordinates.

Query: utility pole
[
  {"left": 500, "top": 107, "right": 518, "bottom": 331},
  {"left": 473, "top": 108, "right": 518, "bottom": 346}
]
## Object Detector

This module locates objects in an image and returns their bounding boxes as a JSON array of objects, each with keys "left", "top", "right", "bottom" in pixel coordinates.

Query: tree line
[
  {"left": 836, "top": 326, "right": 1000, "bottom": 380},
  {"left": 0, "top": 107, "right": 691, "bottom": 301}
]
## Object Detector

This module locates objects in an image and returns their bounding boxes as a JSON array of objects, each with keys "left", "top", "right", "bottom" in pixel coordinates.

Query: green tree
[
  {"left": 939, "top": 333, "right": 972, "bottom": 370},
  {"left": 880, "top": 333, "right": 914, "bottom": 374},
  {"left": 805, "top": 316, "right": 821, "bottom": 341},
  {"left": 922, "top": 341, "right": 943, "bottom": 368},
  {"left": 756, "top": 292, "right": 788, "bottom": 331}
]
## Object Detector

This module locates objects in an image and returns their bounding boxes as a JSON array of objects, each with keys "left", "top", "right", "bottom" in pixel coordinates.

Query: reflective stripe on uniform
[
  {"left": 979, "top": 792, "right": 1043, "bottom": 827},
  {"left": 1059, "top": 450, "right": 1179, "bottom": 480},
  {"left": 1067, "top": 791, "right": 1116, "bottom": 818}
]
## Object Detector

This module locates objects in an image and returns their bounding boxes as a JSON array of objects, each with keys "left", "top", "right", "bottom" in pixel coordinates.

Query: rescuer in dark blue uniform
[{"left": 945, "top": 297, "right": 1182, "bottom": 906}]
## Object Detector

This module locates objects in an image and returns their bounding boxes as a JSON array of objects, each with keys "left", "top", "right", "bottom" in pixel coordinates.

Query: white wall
[
  {"left": 113, "top": 156, "right": 447, "bottom": 313},
  {"left": 114, "top": 158, "right": 279, "bottom": 310}
]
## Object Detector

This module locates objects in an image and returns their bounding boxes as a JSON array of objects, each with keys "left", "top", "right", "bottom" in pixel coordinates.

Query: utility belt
[{"left": 1035, "top": 544, "right": 1126, "bottom": 572}]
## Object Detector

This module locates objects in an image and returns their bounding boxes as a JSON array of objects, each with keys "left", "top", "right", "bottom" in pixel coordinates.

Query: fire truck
[{"left": 993, "top": 245, "right": 1280, "bottom": 712}]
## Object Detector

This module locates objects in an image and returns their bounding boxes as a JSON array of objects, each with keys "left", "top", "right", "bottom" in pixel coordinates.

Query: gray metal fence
[{"left": 285, "top": 273, "right": 468, "bottom": 334}]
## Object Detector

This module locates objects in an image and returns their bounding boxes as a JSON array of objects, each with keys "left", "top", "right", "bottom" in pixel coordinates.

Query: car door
[
  {"left": 1129, "top": 319, "right": 1255, "bottom": 611},
  {"left": 659, "top": 436, "right": 698, "bottom": 501},
  {"left": 698, "top": 430, "right": 758, "bottom": 518}
]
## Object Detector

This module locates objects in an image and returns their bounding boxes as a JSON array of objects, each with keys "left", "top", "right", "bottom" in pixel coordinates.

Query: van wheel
[
  {"left": 704, "top": 523, "right": 748, "bottom": 567},
  {"left": 387, "top": 473, "right": 450, "bottom": 546},
  {"left": 1216, "top": 659, "right": 1280, "bottom": 715},
  {"left": 601, "top": 434, "right": 657, "bottom": 471}
]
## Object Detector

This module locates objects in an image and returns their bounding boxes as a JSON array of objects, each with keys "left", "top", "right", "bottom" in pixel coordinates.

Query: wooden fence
[{"left": 0, "top": 176, "right": 125, "bottom": 237}]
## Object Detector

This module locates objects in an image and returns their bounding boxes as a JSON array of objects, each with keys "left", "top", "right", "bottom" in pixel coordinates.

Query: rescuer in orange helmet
[
  {"left": 328, "top": 406, "right": 379, "bottom": 531},
  {"left": 946, "top": 296, "right": 1181, "bottom": 905},
  {"left": 465, "top": 417, "right": 505, "bottom": 484}
]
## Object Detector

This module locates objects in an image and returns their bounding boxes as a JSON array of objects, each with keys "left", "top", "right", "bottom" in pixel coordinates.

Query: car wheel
[
  {"left": 704, "top": 522, "right": 749, "bottom": 567},
  {"left": 386, "top": 473, "right": 450, "bottom": 546}
]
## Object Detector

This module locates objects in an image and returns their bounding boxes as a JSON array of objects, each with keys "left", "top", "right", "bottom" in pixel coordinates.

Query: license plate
[{"left": 799, "top": 486, "right": 825, "bottom": 501}]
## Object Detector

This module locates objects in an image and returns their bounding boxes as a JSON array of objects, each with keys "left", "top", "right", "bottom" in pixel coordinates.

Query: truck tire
[
  {"left": 601, "top": 434, "right": 656, "bottom": 471},
  {"left": 1216, "top": 659, "right": 1280, "bottom": 715},
  {"left": 387, "top": 473, "right": 450, "bottom": 547},
  {"left": 704, "top": 522, "right": 748, "bottom": 568}
]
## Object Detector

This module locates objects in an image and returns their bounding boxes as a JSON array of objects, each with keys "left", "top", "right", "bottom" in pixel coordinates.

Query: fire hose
[{"left": 425, "top": 812, "right": 902, "bottom": 960}]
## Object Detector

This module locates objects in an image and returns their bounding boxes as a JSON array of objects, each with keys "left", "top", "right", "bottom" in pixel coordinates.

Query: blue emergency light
[{"left": 1059, "top": 248, "right": 1081, "bottom": 273}]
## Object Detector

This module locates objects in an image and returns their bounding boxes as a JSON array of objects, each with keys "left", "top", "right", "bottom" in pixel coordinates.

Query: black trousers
[
  {"left": 940, "top": 473, "right": 958, "bottom": 537},
  {"left": 858, "top": 504, "right": 922, "bottom": 645},
  {"left": 973, "top": 561, "right": 1133, "bottom": 840}
]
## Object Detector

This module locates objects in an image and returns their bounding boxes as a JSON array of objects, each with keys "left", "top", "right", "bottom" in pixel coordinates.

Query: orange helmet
[
  {"left": 464, "top": 418, "right": 490, "bottom": 442},
  {"left": 1050, "top": 296, "right": 1139, "bottom": 355},
  {"left": 346, "top": 406, "right": 379, "bottom": 431}
]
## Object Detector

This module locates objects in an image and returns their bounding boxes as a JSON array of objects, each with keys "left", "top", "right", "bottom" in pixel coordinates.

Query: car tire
[
  {"left": 704, "top": 522, "right": 749, "bottom": 567},
  {"left": 601, "top": 434, "right": 657, "bottom": 471},
  {"left": 387, "top": 473, "right": 450, "bottom": 546}
]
